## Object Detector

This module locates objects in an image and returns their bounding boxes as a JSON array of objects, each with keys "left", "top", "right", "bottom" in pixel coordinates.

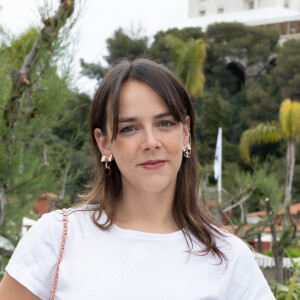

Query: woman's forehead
[{"left": 117, "top": 80, "right": 170, "bottom": 115}]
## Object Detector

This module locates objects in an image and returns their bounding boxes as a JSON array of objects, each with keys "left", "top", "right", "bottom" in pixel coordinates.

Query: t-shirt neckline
[{"left": 111, "top": 223, "right": 183, "bottom": 240}]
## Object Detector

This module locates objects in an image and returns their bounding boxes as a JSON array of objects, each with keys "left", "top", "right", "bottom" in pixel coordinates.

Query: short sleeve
[
  {"left": 224, "top": 237, "right": 275, "bottom": 300},
  {"left": 5, "top": 211, "right": 63, "bottom": 300}
]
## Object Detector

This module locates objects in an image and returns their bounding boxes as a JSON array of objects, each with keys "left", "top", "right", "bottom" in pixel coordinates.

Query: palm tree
[
  {"left": 239, "top": 98, "right": 300, "bottom": 224},
  {"left": 165, "top": 35, "right": 206, "bottom": 98},
  {"left": 240, "top": 99, "right": 300, "bottom": 283}
]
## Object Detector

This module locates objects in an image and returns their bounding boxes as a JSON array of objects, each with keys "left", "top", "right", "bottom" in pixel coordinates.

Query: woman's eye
[
  {"left": 159, "top": 120, "right": 175, "bottom": 127},
  {"left": 120, "top": 126, "right": 136, "bottom": 133}
]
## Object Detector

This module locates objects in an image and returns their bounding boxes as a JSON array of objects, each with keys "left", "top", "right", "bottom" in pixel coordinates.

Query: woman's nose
[{"left": 141, "top": 128, "right": 161, "bottom": 151}]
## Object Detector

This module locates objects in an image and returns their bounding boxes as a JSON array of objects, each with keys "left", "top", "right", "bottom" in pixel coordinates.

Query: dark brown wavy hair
[{"left": 79, "top": 58, "right": 227, "bottom": 263}]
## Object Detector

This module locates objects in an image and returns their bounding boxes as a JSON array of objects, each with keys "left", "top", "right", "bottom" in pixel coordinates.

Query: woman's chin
[
  {"left": 139, "top": 179, "right": 175, "bottom": 194},
  {"left": 121, "top": 171, "right": 177, "bottom": 195}
]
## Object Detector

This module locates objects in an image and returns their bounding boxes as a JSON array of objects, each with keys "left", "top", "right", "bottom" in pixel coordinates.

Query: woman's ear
[
  {"left": 94, "top": 128, "right": 112, "bottom": 156},
  {"left": 183, "top": 115, "right": 191, "bottom": 145}
]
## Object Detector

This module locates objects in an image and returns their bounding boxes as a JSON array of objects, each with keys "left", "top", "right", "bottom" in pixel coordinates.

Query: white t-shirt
[{"left": 6, "top": 208, "right": 275, "bottom": 300}]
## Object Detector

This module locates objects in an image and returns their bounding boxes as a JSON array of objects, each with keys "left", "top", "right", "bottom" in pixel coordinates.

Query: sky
[{"left": 0, "top": 0, "right": 188, "bottom": 95}]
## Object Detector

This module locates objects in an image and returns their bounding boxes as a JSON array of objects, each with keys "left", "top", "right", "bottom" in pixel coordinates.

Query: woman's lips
[{"left": 139, "top": 160, "right": 166, "bottom": 170}]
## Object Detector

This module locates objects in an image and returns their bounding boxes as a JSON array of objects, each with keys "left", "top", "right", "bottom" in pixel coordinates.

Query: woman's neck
[{"left": 115, "top": 186, "right": 179, "bottom": 234}]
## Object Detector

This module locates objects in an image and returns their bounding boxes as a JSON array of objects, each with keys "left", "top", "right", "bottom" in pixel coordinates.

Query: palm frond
[
  {"left": 239, "top": 121, "right": 284, "bottom": 162},
  {"left": 186, "top": 39, "right": 206, "bottom": 97},
  {"left": 291, "top": 101, "right": 300, "bottom": 141},
  {"left": 280, "top": 98, "right": 300, "bottom": 140},
  {"left": 164, "top": 35, "right": 184, "bottom": 61},
  {"left": 280, "top": 98, "right": 293, "bottom": 137},
  {"left": 165, "top": 36, "right": 206, "bottom": 97}
]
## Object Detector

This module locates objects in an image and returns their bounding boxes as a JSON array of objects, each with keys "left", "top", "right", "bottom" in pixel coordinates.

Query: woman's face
[{"left": 95, "top": 79, "right": 190, "bottom": 195}]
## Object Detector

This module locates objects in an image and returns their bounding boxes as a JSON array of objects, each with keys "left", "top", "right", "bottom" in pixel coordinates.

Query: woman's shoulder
[
  {"left": 65, "top": 205, "right": 102, "bottom": 236},
  {"left": 22, "top": 209, "right": 65, "bottom": 241},
  {"left": 212, "top": 226, "right": 254, "bottom": 262},
  {"left": 212, "top": 228, "right": 275, "bottom": 299},
  {"left": 5, "top": 205, "right": 104, "bottom": 299},
  {"left": 23, "top": 205, "right": 102, "bottom": 242}
]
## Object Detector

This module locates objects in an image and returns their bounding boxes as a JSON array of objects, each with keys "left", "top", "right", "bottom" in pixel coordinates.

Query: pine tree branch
[
  {"left": 3, "top": 0, "right": 75, "bottom": 128},
  {"left": 5, "top": 167, "right": 47, "bottom": 194}
]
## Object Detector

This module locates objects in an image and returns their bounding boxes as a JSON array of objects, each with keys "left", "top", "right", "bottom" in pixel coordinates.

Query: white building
[
  {"left": 189, "top": 0, "right": 300, "bottom": 17},
  {"left": 186, "top": 0, "right": 300, "bottom": 42}
]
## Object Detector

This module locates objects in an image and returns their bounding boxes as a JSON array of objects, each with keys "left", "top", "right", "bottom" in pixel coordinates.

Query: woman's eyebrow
[
  {"left": 154, "top": 112, "right": 172, "bottom": 119},
  {"left": 118, "top": 112, "right": 172, "bottom": 123},
  {"left": 118, "top": 117, "right": 137, "bottom": 123}
]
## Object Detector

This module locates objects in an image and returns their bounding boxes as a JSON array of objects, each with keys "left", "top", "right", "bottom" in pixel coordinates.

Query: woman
[{"left": 0, "top": 58, "right": 274, "bottom": 299}]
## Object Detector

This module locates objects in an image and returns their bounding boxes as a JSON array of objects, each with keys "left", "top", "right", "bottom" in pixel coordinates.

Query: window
[
  {"left": 199, "top": 10, "right": 206, "bottom": 16},
  {"left": 249, "top": 1, "right": 254, "bottom": 9},
  {"left": 218, "top": 8, "right": 224, "bottom": 14},
  {"left": 284, "top": 0, "right": 290, "bottom": 8}
]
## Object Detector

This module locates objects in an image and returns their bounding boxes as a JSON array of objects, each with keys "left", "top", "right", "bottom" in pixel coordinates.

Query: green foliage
[
  {"left": 241, "top": 74, "right": 281, "bottom": 127},
  {"left": 201, "top": 82, "right": 223, "bottom": 148},
  {"left": 52, "top": 93, "right": 90, "bottom": 149},
  {"left": 204, "top": 22, "right": 279, "bottom": 93},
  {"left": 251, "top": 162, "right": 284, "bottom": 209},
  {"left": 0, "top": 15, "right": 91, "bottom": 244},
  {"left": 1, "top": 196, "right": 39, "bottom": 245},
  {"left": 274, "top": 39, "right": 300, "bottom": 100},
  {"left": 285, "top": 247, "right": 300, "bottom": 258},
  {"left": 240, "top": 98, "right": 300, "bottom": 163},
  {"left": 148, "top": 27, "right": 204, "bottom": 68},
  {"left": 197, "top": 140, "right": 214, "bottom": 165},
  {"left": 279, "top": 99, "right": 300, "bottom": 139},
  {"left": 0, "top": 64, "right": 75, "bottom": 202},
  {"left": 239, "top": 121, "right": 284, "bottom": 162},
  {"left": 292, "top": 163, "right": 300, "bottom": 203},
  {"left": 221, "top": 87, "right": 248, "bottom": 144},
  {"left": 222, "top": 160, "right": 284, "bottom": 212},
  {"left": 279, "top": 226, "right": 295, "bottom": 249},
  {"left": 105, "top": 28, "right": 148, "bottom": 65},
  {"left": 206, "top": 22, "right": 279, "bottom": 64},
  {"left": 264, "top": 249, "right": 273, "bottom": 257},
  {"left": 0, "top": 27, "right": 40, "bottom": 70},
  {"left": 222, "top": 139, "right": 240, "bottom": 163},
  {"left": 165, "top": 35, "right": 206, "bottom": 97},
  {"left": 80, "top": 28, "right": 148, "bottom": 81},
  {"left": 270, "top": 260, "right": 300, "bottom": 300},
  {"left": 80, "top": 58, "right": 106, "bottom": 81}
]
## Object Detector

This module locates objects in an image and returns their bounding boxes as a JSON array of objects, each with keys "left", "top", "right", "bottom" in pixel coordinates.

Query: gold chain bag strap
[{"left": 50, "top": 208, "right": 68, "bottom": 299}]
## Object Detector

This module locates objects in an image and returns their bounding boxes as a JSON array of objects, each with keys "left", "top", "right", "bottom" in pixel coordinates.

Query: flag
[{"left": 214, "top": 128, "right": 222, "bottom": 180}]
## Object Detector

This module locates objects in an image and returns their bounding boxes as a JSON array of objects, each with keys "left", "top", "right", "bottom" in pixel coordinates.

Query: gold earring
[
  {"left": 101, "top": 154, "right": 113, "bottom": 175},
  {"left": 182, "top": 136, "right": 192, "bottom": 158}
]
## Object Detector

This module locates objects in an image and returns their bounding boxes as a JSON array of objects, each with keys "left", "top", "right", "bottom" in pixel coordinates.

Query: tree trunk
[
  {"left": 272, "top": 243, "right": 284, "bottom": 284},
  {"left": 0, "top": 185, "right": 7, "bottom": 227},
  {"left": 283, "top": 138, "right": 296, "bottom": 226},
  {"left": 50, "top": 165, "right": 69, "bottom": 211},
  {"left": 266, "top": 198, "right": 284, "bottom": 283}
]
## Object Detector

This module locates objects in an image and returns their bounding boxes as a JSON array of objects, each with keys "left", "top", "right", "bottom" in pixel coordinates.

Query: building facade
[
  {"left": 189, "top": 0, "right": 300, "bottom": 18},
  {"left": 186, "top": 0, "right": 300, "bottom": 42}
]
